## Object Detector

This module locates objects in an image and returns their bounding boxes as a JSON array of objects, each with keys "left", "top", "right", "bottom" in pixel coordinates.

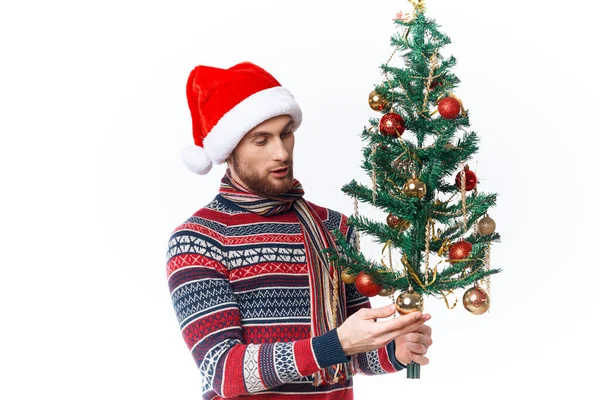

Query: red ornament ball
[
  {"left": 454, "top": 168, "right": 478, "bottom": 191},
  {"left": 354, "top": 272, "right": 383, "bottom": 297},
  {"left": 438, "top": 97, "right": 461, "bottom": 119},
  {"left": 379, "top": 113, "right": 406, "bottom": 137},
  {"left": 386, "top": 213, "right": 411, "bottom": 232},
  {"left": 429, "top": 80, "right": 442, "bottom": 91},
  {"left": 449, "top": 240, "right": 473, "bottom": 264}
]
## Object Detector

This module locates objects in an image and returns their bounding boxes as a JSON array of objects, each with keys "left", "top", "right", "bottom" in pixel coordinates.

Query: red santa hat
[{"left": 182, "top": 61, "right": 303, "bottom": 175}]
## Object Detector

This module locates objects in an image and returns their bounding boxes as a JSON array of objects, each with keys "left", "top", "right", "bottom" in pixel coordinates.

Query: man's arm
[
  {"left": 166, "top": 227, "right": 350, "bottom": 398},
  {"left": 345, "top": 276, "right": 407, "bottom": 374},
  {"left": 341, "top": 222, "right": 407, "bottom": 375}
]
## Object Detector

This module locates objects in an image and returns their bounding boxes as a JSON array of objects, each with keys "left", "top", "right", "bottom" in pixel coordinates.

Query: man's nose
[{"left": 272, "top": 139, "right": 290, "bottom": 162}]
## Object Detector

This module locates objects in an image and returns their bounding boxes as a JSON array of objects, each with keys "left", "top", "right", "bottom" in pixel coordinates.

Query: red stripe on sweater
[
  {"left": 182, "top": 308, "right": 240, "bottom": 349},
  {"left": 213, "top": 387, "right": 354, "bottom": 400},
  {"left": 222, "top": 345, "right": 248, "bottom": 397},
  {"left": 293, "top": 339, "right": 319, "bottom": 376},
  {"left": 339, "top": 214, "right": 350, "bottom": 236},
  {"left": 226, "top": 233, "right": 304, "bottom": 245},
  {"left": 229, "top": 262, "right": 307, "bottom": 280},
  {"left": 378, "top": 346, "right": 395, "bottom": 373},
  {"left": 177, "top": 221, "right": 227, "bottom": 243},
  {"left": 167, "top": 253, "right": 228, "bottom": 278},
  {"left": 243, "top": 324, "right": 311, "bottom": 344},
  {"left": 203, "top": 207, "right": 299, "bottom": 225}
]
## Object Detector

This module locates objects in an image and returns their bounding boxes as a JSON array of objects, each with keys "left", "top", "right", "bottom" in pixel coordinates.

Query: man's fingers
[
  {"left": 404, "top": 341, "right": 428, "bottom": 355},
  {"left": 379, "top": 311, "right": 430, "bottom": 334},
  {"left": 405, "top": 330, "right": 433, "bottom": 348},
  {"left": 380, "top": 330, "right": 406, "bottom": 347},
  {"left": 378, "top": 316, "right": 427, "bottom": 345},
  {"left": 411, "top": 324, "right": 432, "bottom": 336},
  {"left": 409, "top": 354, "right": 430, "bottom": 366},
  {"left": 360, "top": 304, "right": 397, "bottom": 320},
  {"left": 398, "top": 319, "right": 428, "bottom": 337}
]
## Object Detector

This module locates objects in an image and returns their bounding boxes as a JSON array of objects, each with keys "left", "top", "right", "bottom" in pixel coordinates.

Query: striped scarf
[{"left": 220, "top": 170, "right": 349, "bottom": 385}]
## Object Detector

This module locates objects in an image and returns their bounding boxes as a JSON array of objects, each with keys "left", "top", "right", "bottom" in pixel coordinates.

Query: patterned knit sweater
[{"left": 166, "top": 194, "right": 406, "bottom": 399}]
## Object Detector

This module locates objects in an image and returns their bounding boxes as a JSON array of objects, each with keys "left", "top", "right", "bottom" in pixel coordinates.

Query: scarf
[{"left": 219, "top": 170, "right": 349, "bottom": 385}]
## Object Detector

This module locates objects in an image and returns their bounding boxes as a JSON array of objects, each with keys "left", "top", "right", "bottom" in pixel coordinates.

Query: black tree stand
[{"left": 407, "top": 362, "right": 420, "bottom": 379}]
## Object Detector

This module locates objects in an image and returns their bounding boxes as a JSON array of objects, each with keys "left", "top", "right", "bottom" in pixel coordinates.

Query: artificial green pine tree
[{"left": 326, "top": 1, "right": 502, "bottom": 379}]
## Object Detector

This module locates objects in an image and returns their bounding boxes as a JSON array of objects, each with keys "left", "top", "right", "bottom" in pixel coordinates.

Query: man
[{"left": 166, "top": 62, "right": 433, "bottom": 399}]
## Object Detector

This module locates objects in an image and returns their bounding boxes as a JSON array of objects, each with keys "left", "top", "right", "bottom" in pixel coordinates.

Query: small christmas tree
[{"left": 326, "top": 1, "right": 502, "bottom": 379}]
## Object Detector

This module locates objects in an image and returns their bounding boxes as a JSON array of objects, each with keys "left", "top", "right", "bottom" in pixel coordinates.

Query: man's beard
[{"left": 230, "top": 154, "right": 295, "bottom": 197}]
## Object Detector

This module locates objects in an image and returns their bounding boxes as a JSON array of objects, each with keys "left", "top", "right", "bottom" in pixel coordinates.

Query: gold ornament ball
[
  {"left": 463, "top": 287, "right": 490, "bottom": 315},
  {"left": 379, "top": 287, "right": 396, "bottom": 297},
  {"left": 403, "top": 178, "right": 427, "bottom": 199},
  {"left": 395, "top": 291, "right": 424, "bottom": 315},
  {"left": 341, "top": 268, "right": 357, "bottom": 284},
  {"left": 478, "top": 215, "right": 496, "bottom": 235},
  {"left": 368, "top": 90, "right": 388, "bottom": 111}
]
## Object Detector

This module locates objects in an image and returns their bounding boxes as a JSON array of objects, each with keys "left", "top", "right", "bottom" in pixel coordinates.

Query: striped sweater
[{"left": 166, "top": 193, "right": 405, "bottom": 399}]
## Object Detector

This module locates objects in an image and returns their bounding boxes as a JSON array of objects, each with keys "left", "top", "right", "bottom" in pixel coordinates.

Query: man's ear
[{"left": 226, "top": 151, "right": 236, "bottom": 166}]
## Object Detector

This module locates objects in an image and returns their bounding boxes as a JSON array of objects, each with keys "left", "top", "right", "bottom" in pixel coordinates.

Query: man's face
[{"left": 228, "top": 115, "right": 296, "bottom": 197}]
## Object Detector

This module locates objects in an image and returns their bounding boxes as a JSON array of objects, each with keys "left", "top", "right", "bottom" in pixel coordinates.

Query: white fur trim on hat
[
  {"left": 181, "top": 145, "right": 213, "bottom": 175},
  {"left": 203, "top": 86, "right": 302, "bottom": 165}
]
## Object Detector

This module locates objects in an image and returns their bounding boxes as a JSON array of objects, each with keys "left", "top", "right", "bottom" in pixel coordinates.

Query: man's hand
[
  {"left": 336, "top": 304, "right": 430, "bottom": 356},
  {"left": 394, "top": 323, "right": 433, "bottom": 366}
]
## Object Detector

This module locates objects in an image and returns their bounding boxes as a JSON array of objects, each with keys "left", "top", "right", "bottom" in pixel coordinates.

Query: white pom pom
[{"left": 181, "top": 145, "right": 213, "bottom": 175}]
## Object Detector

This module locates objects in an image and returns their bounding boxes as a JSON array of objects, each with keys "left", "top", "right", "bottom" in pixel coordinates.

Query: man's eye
[
  {"left": 282, "top": 131, "right": 292, "bottom": 137},
  {"left": 255, "top": 139, "right": 267, "bottom": 145}
]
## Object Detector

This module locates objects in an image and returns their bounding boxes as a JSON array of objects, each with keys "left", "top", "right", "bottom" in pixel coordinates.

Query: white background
[{"left": 1, "top": 0, "right": 599, "bottom": 399}]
